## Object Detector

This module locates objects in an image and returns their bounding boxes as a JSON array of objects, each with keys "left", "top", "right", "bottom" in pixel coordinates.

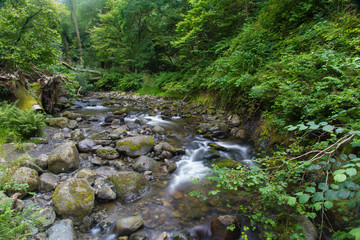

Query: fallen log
[{"left": 61, "top": 61, "right": 102, "bottom": 75}]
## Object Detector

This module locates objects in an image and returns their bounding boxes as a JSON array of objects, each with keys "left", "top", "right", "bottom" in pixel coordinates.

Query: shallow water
[{"left": 71, "top": 98, "right": 257, "bottom": 239}]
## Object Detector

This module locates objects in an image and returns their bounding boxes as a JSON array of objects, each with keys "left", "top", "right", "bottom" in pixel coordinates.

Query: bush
[
  {"left": 0, "top": 102, "right": 45, "bottom": 143},
  {"left": 113, "top": 73, "right": 144, "bottom": 92},
  {"left": 95, "top": 69, "right": 123, "bottom": 90}
]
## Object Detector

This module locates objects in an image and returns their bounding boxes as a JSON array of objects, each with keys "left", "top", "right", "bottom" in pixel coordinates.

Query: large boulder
[
  {"left": 108, "top": 171, "right": 150, "bottom": 202},
  {"left": 48, "top": 142, "right": 79, "bottom": 174},
  {"left": 132, "top": 156, "right": 160, "bottom": 173},
  {"left": 109, "top": 127, "right": 127, "bottom": 140},
  {"left": 46, "top": 117, "right": 69, "bottom": 128},
  {"left": 198, "top": 122, "right": 228, "bottom": 138},
  {"left": 8, "top": 167, "right": 39, "bottom": 195},
  {"left": 116, "top": 136, "right": 155, "bottom": 157},
  {"left": 96, "top": 146, "right": 119, "bottom": 160},
  {"left": 52, "top": 179, "right": 95, "bottom": 219},
  {"left": 209, "top": 158, "right": 242, "bottom": 169},
  {"left": 114, "top": 215, "right": 144, "bottom": 236}
]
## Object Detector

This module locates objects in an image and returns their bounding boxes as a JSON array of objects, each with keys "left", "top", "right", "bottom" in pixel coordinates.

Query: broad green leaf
[
  {"left": 314, "top": 202, "right": 322, "bottom": 211},
  {"left": 337, "top": 189, "right": 351, "bottom": 199},
  {"left": 333, "top": 161, "right": 341, "bottom": 169},
  {"left": 287, "top": 197, "right": 296, "bottom": 206},
  {"left": 346, "top": 168, "right": 357, "bottom": 177},
  {"left": 349, "top": 154, "right": 357, "bottom": 160},
  {"left": 298, "top": 124, "right": 308, "bottom": 131},
  {"left": 299, "top": 194, "right": 310, "bottom": 204},
  {"left": 335, "top": 128, "right": 345, "bottom": 134},
  {"left": 287, "top": 126, "right": 297, "bottom": 131},
  {"left": 312, "top": 192, "right": 323, "bottom": 202},
  {"left": 324, "top": 201, "right": 333, "bottom": 209},
  {"left": 334, "top": 174, "right": 347, "bottom": 183},
  {"left": 318, "top": 182, "right": 329, "bottom": 191},
  {"left": 333, "top": 169, "right": 345, "bottom": 175},
  {"left": 325, "top": 189, "right": 338, "bottom": 200},
  {"left": 309, "top": 124, "right": 319, "bottom": 130},
  {"left": 305, "top": 187, "right": 316, "bottom": 193},
  {"left": 330, "top": 184, "right": 339, "bottom": 190},
  {"left": 349, "top": 227, "right": 360, "bottom": 240},
  {"left": 340, "top": 154, "right": 348, "bottom": 161},
  {"left": 319, "top": 122, "right": 328, "bottom": 126},
  {"left": 306, "top": 121, "right": 315, "bottom": 126},
  {"left": 323, "top": 125, "right": 335, "bottom": 132}
]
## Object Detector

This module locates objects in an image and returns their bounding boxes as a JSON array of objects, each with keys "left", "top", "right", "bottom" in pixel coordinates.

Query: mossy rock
[
  {"left": 46, "top": 117, "right": 70, "bottom": 128},
  {"left": 48, "top": 142, "right": 79, "bottom": 174},
  {"left": 96, "top": 146, "right": 119, "bottom": 160},
  {"left": 210, "top": 158, "right": 242, "bottom": 169},
  {"left": 7, "top": 167, "right": 39, "bottom": 196},
  {"left": 116, "top": 136, "right": 155, "bottom": 157},
  {"left": 108, "top": 171, "right": 150, "bottom": 202},
  {"left": 52, "top": 178, "right": 95, "bottom": 220}
]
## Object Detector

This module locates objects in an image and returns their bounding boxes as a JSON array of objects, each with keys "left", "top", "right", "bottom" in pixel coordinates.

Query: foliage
[
  {"left": 0, "top": 102, "right": 45, "bottom": 143},
  {"left": 0, "top": 0, "right": 61, "bottom": 68},
  {"left": 113, "top": 73, "right": 144, "bottom": 92},
  {"left": 193, "top": 118, "right": 360, "bottom": 238}
]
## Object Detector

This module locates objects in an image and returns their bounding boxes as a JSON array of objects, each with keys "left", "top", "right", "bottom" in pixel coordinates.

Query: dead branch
[{"left": 61, "top": 61, "right": 102, "bottom": 75}]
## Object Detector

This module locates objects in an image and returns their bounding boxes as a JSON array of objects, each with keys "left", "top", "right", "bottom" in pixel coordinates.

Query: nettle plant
[{"left": 195, "top": 110, "right": 360, "bottom": 239}]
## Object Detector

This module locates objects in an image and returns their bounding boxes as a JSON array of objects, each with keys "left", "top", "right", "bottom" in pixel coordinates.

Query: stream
[
  {"left": 5, "top": 92, "right": 260, "bottom": 240},
  {"left": 68, "top": 95, "right": 257, "bottom": 239}
]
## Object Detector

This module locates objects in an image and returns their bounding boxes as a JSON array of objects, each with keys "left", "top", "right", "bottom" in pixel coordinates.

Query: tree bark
[
  {"left": 61, "top": 32, "right": 71, "bottom": 63},
  {"left": 61, "top": 61, "right": 102, "bottom": 75},
  {"left": 70, "top": 0, "right": 83, "bottom": 66}
]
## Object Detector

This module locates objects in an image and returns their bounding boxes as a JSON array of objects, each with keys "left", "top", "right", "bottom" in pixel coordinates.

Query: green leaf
[
  {"left": 287, "top": 125, "right": 298, "bottom": 131},
  {"left": 333, "top": 169, "right": 345, "bottom": 175},
  {"left": 337, "top": 189, "right": 351, "bottom": 199},
  {"left": 334, "top": 174, "right": 347, "bottom": 183},
  {"left": 346, "top": 168, "right": 357, "bottom": 177},
  {"left": 333, "top": 161, "right": 341, "bottom": 169},
  {"left": 349, "top": 154, "right": 357, "bottom": 160},
  {"left": 309, "top": 124, "right": 319, "bottom": 130},
  {"left": 299, "top": 194, "right": 310, "bottom": 204},
  {"left": 319, "top": 122, "right": 328, "bottom": 126},
  {"left": 314, "top": 202, "right": 322, "bottom": 211},
  {"left": 323, "top": 125, "right": 335, "bottom": 132},
  {"left": 340, "top": 154, "right": 348, "bottom": 161},
  {"left": 349, "top": 228, "right": 360, "bottom": 240},
  {"left": 318, "top": 182, "right": 328, "bottom": 191},
  {"left": 287, "top": 197, "right": 296, "bottom": 206},
  {"left": 325, "top": 189, "right": 338, "bottom": 200},
  {"left": 305, "top": 187, "right": 316, "bottom": 193},
  {"left": 298, "top": 124, "right": 308, "bottom": 131},
  {"left": 312, "top": 192, "right": 323, "bottom": 202},
  {"left": 324, "top": 201, "right": 333, "bottom": 210},
  {"left": 335, "top": 128, "right": 345, "bottom": 134},
  {"left": 330, "top": 184, "right": 339, "bottom": 190}
]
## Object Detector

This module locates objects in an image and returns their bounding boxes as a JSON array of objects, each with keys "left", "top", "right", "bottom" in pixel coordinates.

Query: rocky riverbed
[{"left": 1, "top": 92, "right": 259, "bottom": 240}]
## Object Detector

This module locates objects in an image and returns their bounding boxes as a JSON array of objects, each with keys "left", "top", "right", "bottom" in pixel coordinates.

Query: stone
[
  {"left": 293, "top": 215, "right": 318, "bottom": 240},
  {"left": 198, "top": 122, "right": 228, "bottom": 138},
  {"left": 158, "top": 151, "right": 173, "bottom": 159},
  {"left": 135, "top": 118, "right": 147, "bottom": 126},
  {"left": 114, "top": 215, "right": 144, "bottom": 236},
  {"left": 203, "top": 150, "right": 220, "bottom": 160},
  {"left": 229, "top": 114, "right": 241, "bottom": 127},
  {"left": 211, "top": 215, "right": 240, "bottom": 240},
  {"left": 8, "top": 167, "right": 39, "bottom": 195},
  {"left": 127, "top": 122, "right": 141, "bottom": 130},
  {"left": 68, "top": 120, "right": 78, "bottom": 129},
  {"left": 155, "top": 232, "right": 170, "bottom": 240},
  {"left": 152, "top": 125, "right": 165, "bottom": 135},
  {"left": 114, "top": 108, "right": 129, "bottom": 115},
  {"left": 47, "top": 219, "right": 76, "bottom": 240},
  {"left": 39, "top": 172, "right": 60, "bottom": 192},
  {"left": 71, "top": 129, "right": 85, "bottom": 141},
  {"left": 37, "top": 207, "right": 56, "bottom": 228},
  {"left": 96, "top": 146, "right": 119, "bottom": 160},
  {"left": 235, "top": 129, "right": 246, "bottom": 139},
  {"left": 116, "top": 136, "right": 155, "bottom": 157},
  {"left": 208, "top": 143, "right": 228, "bottom": 151},
  {"left": 96, "top": 185, "right": 116, "bottom": 201},
  {"left": 52, "top": 179, "right": 95, "bottom": 219},
  {"left": 35, "top": 154, "right": 48, "bottom": 169},
  {"left": 108, "top": 171, "right": 150, "bottom": 202},
  {"left": 95, "top": 166, "right": 118, "bottom": 177},
  {"left": 129, "top": 230, "right": 148, "bottom": 240},
  {"left": 77, "top": 169, "right": 96, "bottom": 185},
  {"left": 132, "top": 156, "right": 160, "bottom": 173},
  {"left": 48, "top": 142, "right": 79, "bottom": 174},
  {"left": 210, "top": 157, "right": 242, "bottom": 169},
  {"left": 78, "top": 139, "right": 96, "bottom": 153},
  {"left": 154, "top": 142, "right": 176, "bottom": 154},
  {"left": 109, "top": 127, "right": 127, "bottom": 140},
  {"left": 46, "top": 117, "right": 69, "bottom": 128}
]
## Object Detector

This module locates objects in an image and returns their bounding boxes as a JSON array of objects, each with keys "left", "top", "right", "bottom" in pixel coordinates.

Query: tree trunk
[
  {"left": 70, "top": 0, "right": 83, "bottom": 66},
  {"left": 61, "top": 32, "right": 71, "bottom": 63}
]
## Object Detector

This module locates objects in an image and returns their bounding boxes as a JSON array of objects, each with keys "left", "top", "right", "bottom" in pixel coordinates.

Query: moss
[
  {"left": 211, "top": 158, "right": 242, "bottom": 169},
  {"left": 16, "top": 84, "right": 38, "bottom": 111},
  {"left": 117, "top": 141, "right": 142, "bottom": 151}
]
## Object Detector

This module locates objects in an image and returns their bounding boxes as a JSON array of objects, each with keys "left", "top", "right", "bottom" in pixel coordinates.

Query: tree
[{"left": 0, "top": 0, "right": 61, "bottom": 69}]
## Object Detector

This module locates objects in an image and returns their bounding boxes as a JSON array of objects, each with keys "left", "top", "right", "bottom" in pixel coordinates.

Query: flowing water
[{"left": 69, "top": 98, "right": 258, "bottom": 239}]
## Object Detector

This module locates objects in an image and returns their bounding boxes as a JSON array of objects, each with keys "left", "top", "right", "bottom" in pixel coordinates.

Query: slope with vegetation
[{"left": 0, "top": 0, "right": 360, "bottom": 238}]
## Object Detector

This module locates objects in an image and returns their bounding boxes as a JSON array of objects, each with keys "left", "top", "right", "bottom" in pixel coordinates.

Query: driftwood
[{"left": 61, "top": 61, "right": 102, "bottom": 75}]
